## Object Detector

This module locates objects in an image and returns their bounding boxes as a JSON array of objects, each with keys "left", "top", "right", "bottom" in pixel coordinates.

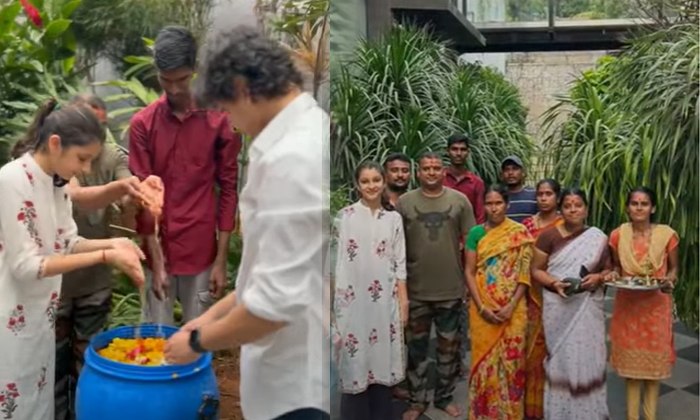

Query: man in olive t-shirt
[{"left": 396, "top": 152, "right": 475, "bottom": 420}]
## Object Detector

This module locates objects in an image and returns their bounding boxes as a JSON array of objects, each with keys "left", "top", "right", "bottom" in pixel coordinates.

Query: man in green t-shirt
[{"left": 396, "top": 152, "right": 476, "bottom": 420}]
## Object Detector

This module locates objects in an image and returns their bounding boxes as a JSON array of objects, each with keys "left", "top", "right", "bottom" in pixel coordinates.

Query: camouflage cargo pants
[
  {"left": 405, "top": 299, "right": 462, "bottom": 410},
  {"left": 54, "top": 288, "right": 112, "bottom": 420}
]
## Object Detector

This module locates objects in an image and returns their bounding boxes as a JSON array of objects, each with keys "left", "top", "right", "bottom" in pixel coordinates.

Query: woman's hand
[
  {"left": 479, "top": 306, "right": 503, "bottom": 324},
  {"left": 399, "top": 294, "right": 409, "bottom": 327},
  {"left": 109, "top": 237, "right": 145, "bottom": 259},
  {"left": 119, "top": 176, "right": 148, "bottom": 203},
  {"left": 660, "top": 275, "right": 677, "bottom": 293},
  {"left": 603, "top": 270, "right": 620, "bottom": 283},
  {"left": 581, "top": 273, "right": 603, "bottom": 290},
  {"left": 550, "top": 280, "right": 568, "bottom": 298},
  {"left": 493, "top": 302, "right": 514, "bottom": 322},
  {"left": 105, "top": 248, "right": 145, "bottom": 288}
]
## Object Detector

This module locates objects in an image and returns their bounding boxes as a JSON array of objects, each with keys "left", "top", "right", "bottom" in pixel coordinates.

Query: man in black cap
[{"left": 500, "top": 155, "right": 537, "bottom": 223}]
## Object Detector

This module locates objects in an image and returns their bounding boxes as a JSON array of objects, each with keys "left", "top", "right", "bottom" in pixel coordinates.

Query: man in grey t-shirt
[{"left": 396, "top": 152, "right": 475, "bottom": 420}]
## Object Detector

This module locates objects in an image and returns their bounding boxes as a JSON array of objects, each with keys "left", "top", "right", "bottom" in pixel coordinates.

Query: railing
[
  {"left": 468, "top": 0, "right": 648, "bottom": 26},
  {"left": 450, "top": 0, "right": 468, "bottom": 19}
]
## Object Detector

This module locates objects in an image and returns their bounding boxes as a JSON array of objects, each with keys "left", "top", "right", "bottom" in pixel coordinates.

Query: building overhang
[
  {"left": 465, "top": 19, "right": 658, "bottom": 53},
  {"left": 391, "top": 0, "right": 486, "bottom": 48}
]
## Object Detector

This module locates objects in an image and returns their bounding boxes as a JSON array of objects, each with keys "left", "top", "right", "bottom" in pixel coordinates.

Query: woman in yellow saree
[
  {"left": 465, "top": 185, "right": 534, "bottom": 420},
  {"left": 521, "top": 179, "right": 563, "bottom": 420}
]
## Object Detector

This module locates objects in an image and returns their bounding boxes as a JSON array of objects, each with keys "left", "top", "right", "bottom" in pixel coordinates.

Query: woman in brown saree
[{"left": 530, "top": 188, "right": 611, "bottom": 420}]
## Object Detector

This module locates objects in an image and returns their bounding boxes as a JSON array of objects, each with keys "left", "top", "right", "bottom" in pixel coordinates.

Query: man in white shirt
[{"left": 163, "top": 26, "right": 329, "bottom": 420}]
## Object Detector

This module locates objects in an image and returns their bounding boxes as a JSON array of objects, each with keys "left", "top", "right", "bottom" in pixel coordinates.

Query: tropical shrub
[
  {"left": 331, "top": 24, "right": 534, "bottom": 188},
  {"left": 542, "top": 23, "right": 699, "bottom": 329},
  {"left": 0, "top": 0, "right": 88, "bottom": 163},
  {"left": 70, "top": 0, "right": 213, "bottom": 82}
]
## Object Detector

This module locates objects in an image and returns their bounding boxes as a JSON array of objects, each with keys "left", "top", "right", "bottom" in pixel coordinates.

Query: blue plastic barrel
[{"left": 76, "top": 324, "right": 219, "bottom": 420}]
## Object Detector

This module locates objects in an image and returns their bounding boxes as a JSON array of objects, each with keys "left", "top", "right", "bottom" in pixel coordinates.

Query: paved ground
[{"left": 390, "top": 288, "right": 699, "bottom": 420}]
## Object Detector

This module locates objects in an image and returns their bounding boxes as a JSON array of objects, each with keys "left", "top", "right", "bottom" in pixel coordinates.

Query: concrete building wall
[{"left": 504, "top": 50, "right": 609, "bottom": 140}]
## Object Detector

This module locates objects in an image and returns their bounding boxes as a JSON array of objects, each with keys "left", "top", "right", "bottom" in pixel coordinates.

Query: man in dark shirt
[
  {"left": 501, "top": 155, "right": 537, "bottom": 223},
  {"left": 397, "top": 153, "right": 475, "bottom": 420},
  {"left": 128, "top": 26, "right": 241, "bottom": 325},
  {"left": 383, "top": 152, "right": 411, "bottom": 206},
  {"left": 443, "top": 134, "right": 485, "bottom": 224}
]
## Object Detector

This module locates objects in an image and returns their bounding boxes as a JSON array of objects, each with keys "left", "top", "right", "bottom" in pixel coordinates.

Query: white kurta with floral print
[
  {"left": 0, "top": 154, "right": 81, "bottom": 420},
  {"left": 332, "top": 202, "right": 407, "bottom": 394}
]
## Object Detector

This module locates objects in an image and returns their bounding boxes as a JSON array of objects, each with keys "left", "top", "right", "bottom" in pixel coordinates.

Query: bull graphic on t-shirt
[{"left": 414, "top": 206, "right": 452, "bottom": 241}]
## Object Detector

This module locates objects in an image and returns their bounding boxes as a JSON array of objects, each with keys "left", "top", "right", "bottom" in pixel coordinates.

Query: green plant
[
  {"left": 70, "top": 0, "right": 213, "bottom": 80},
  {"left": 331, "top": 24, "right": 532, "bottom": 188},
  {"left": 447, "top": 63, "right": 534, "bottom": 185},
  {"left": 542, "top": 23, "right": 699, "bottom": 329},
  {"left": 0, "top": 0, "right": 87, "bottom": 163}
]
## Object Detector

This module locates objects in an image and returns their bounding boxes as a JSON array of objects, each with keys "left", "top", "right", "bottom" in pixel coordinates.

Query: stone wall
[{"left": 504, "top": 50, "right": 610, "bottom": 141}]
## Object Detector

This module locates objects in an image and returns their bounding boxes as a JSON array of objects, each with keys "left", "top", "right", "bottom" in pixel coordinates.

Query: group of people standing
[
  {"left": 331, "top": 134, "right": 679, "bottom": 420},
  {"left": 0, "top": 25, "right": 328, "bottom": 420}
]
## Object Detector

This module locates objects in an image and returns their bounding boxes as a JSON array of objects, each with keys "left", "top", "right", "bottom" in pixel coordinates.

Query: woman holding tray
[
  {"left": 606, "top": 187, "right": 679, "bottom": 420},
  {"left": 530, "top": 188, "right": 611, "bottom": 420},
  {"left": 521, "top": 178, "right": 563, "bottom": 420},
  {"left": 465, "top": 185, "right": 533, "bottom": 420}
]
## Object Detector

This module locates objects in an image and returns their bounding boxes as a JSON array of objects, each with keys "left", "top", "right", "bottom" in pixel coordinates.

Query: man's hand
[
  {"left": 182, "top": 314, "right": 213, "bottom": 332},
  {"left": 164, "top": 330, "right": 199, "bottom": 365},
  {"left": 152, "top": 264, "right": 169, "bottom": 301},
  {"left": 209, "top": 260, "right": 228, "bottom": 300},
  {"left": 581, "top": 273, "right": 603, "bottom": 290}
]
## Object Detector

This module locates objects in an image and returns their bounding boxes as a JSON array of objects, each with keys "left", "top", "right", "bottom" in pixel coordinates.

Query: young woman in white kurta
[
  {"left": 332, "top": 162, "right": 408, "bottom": 420},
  {"left": 0, "top": 99, "right": 145, "bottom": 420}
]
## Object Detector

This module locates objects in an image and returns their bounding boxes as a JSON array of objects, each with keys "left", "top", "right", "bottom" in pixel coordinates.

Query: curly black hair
[{"left": 195, "top": 26, "right": 303, "bottom": 105}]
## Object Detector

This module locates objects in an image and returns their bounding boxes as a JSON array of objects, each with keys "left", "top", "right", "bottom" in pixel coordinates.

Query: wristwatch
[{"left": 188, "top": 328, "right": 207, "bottom": 353}]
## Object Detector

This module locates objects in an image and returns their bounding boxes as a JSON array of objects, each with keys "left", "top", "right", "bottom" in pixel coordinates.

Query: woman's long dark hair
[
  {"left": 10, "top": 97, "right": 105, "bottom": 160},
  {"left": 354, "top": 161, "right": 395, "bottom": 212}
]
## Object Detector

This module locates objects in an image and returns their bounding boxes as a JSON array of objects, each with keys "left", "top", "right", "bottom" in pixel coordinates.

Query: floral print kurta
[
  {"left": 0, "top": 154, "right": 82, "bottom": 420},
  {"left": 332, "top": 202, "right": 407, "bottom": 394}
]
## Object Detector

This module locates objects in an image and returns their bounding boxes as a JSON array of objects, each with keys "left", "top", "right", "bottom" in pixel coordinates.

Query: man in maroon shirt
[
  {"left": 443, "top": 134, "right": 485, "bottom": 224},
  {"left": 128, "top": 26, "right": 241, "bottom": 324}
]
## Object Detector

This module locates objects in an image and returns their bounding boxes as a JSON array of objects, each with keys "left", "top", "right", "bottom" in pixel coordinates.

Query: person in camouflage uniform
[
  {"left": 54, "top": 93, "right": 144, "bottom": 420},
  {"left": 395, "top": 153, "right": 476, "bottom": 420}
]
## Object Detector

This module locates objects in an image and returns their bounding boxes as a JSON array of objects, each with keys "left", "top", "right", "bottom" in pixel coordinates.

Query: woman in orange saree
[
  {"left": 607, "top": 187, "right": 679, "bottom": 420},
  {"left": 465, "top": 185, "right": 533, "bottom": 420},
  {"left": 521, "top": 179, "right": 563, "bottom": 420}
]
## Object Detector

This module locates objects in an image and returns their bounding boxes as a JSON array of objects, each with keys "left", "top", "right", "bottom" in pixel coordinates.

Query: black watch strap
[{"left": 189, "top": 328, "right": 206, "bottom": 353}]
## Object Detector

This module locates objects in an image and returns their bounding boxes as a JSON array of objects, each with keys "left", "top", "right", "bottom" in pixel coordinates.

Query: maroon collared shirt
[
  {"left": 129, "top": 96, "right": 241, "bottom": 275},
  {"left": 443, "top": 168, "right": 485, "bottom": 224}
]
